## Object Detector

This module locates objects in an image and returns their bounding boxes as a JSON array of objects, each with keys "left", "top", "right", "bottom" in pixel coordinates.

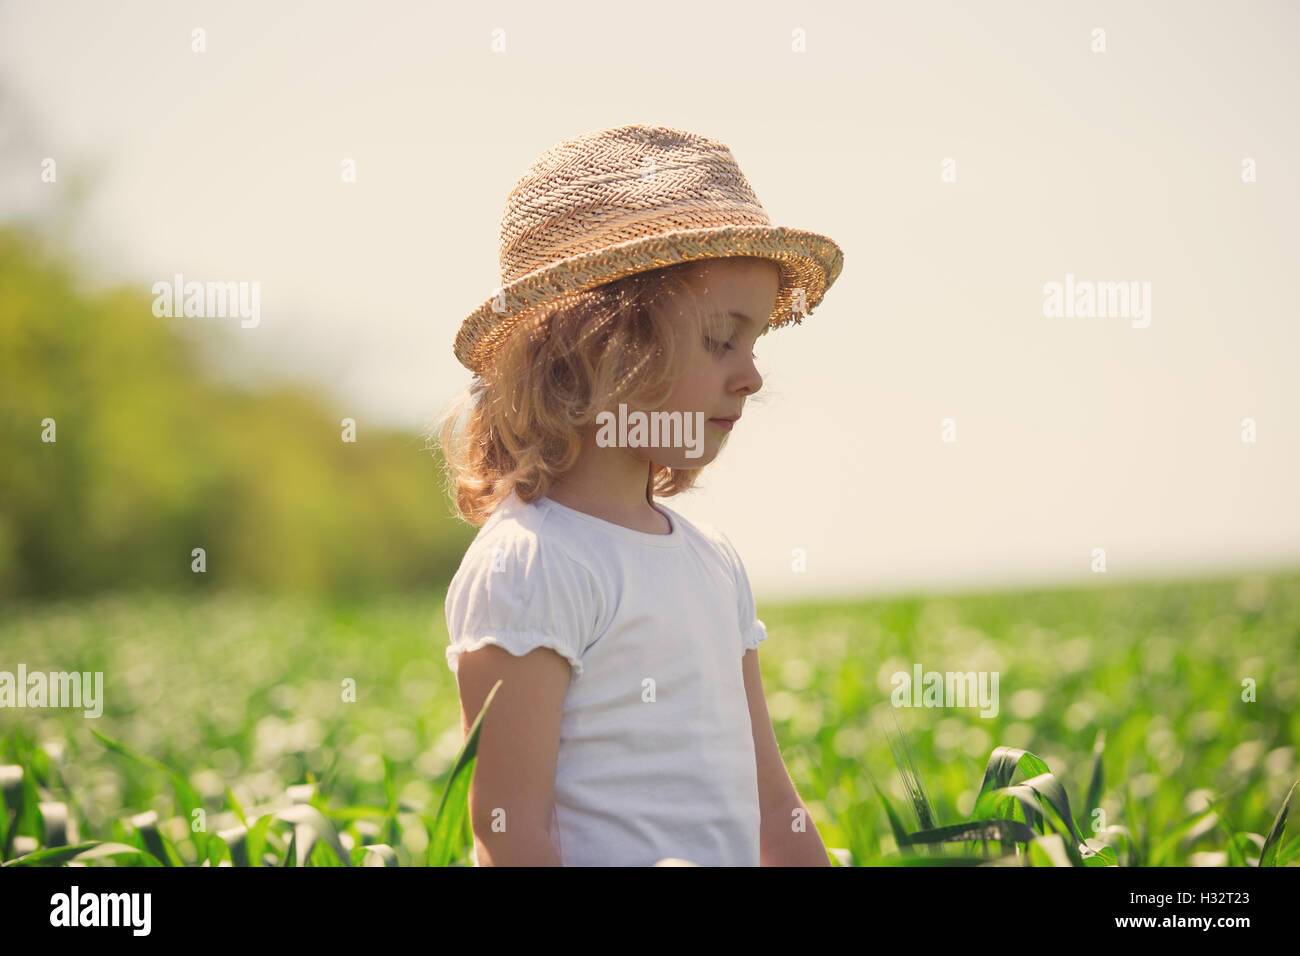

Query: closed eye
[{"left": 705, "top": 335, "right": 758, "bottom": 360}]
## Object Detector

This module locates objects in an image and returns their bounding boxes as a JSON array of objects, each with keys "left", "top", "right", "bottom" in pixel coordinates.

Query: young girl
[{"left": 432, "top": 124, "right": 843, "bottom": 866}]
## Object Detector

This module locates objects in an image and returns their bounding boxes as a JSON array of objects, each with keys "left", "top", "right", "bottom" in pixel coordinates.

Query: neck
[{"left": 544, "top": 427, "right": 667, "bottom": 532}]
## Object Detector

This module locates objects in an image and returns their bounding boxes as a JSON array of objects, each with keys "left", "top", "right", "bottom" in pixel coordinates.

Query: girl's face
[{"left": 636, "top": 256, "right": 781, "bottom": 469}]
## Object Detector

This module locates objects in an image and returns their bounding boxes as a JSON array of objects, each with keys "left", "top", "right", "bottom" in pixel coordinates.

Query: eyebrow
[{"left": 719, "top": 310, "right": 771, "bottom": 333}]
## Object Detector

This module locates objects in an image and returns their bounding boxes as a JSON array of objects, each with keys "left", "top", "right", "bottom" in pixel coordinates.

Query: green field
[{"left": 2, "top": 569, "right": 1298, "bottom": 866}]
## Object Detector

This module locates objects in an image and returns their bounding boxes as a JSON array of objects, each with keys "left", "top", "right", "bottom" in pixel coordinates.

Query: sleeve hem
[
  {"left": 445, "top": 632, "right": 584, "bottom": 678},
  {"left": 741, "top": 619, "right": 768, "bottom": 653}
]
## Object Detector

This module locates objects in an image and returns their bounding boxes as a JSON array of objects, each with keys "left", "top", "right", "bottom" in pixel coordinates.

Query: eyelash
[{"left": 705, "top": 336, "right": 756, "bottom": 360}]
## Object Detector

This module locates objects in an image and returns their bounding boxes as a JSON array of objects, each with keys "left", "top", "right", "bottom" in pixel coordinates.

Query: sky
[{"left": 2, "top": 0, "right": 1297, "bottom": 599}]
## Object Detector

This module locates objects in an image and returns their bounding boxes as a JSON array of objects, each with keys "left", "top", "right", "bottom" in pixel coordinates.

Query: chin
[{"left": 662, "top": 450, "right": 719, "bottom": 468}]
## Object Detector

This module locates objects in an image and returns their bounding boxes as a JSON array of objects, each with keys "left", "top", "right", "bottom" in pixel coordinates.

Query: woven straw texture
[{"left": 454, "top": 124, "right": 844, "bottom": 374}]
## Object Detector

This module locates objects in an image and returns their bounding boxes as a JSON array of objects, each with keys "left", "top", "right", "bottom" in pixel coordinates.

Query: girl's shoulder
[
  {"left": 443, "top": 491, "right": 602, "bottom": 678},
  {"left": 664, "top": 507, "right": 740, "bottom": 565},
  {"left": 451, "top": 488, "right": 594, "bottom": 587}
]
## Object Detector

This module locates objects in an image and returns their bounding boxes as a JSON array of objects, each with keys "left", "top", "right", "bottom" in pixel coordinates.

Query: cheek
[
  {"left": 664, "top": 374, "right": 705, "bottom": 410},
  {"left": 675, "top": 383, "right": 710, "bottom": 414}
]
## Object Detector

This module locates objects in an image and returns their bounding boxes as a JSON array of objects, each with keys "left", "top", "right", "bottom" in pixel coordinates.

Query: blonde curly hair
[{"left": 429, "top": 258, "right": 762, "bottom": 527}]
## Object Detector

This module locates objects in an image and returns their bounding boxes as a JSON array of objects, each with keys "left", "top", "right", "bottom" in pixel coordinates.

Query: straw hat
[{"left": 453, "top": 123, "right": 845, "bottom": 375}]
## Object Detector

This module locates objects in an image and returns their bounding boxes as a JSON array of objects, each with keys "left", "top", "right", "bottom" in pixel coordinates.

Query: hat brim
[{"left": 454, "top": 224, "right": 844, "bottom": 373}]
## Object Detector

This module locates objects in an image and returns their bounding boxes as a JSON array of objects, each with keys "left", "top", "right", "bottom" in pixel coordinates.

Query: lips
[{"left": 708, "top": 417, "right": 737, "bottom": 431}]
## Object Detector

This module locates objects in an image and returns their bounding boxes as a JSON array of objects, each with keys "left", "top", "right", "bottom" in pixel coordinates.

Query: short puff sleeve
[
  {"left": 444, "top": 530, "right": 597, "bottom": 679},
  {"left": 715, "top": 527, "right": 768, "bottom": 655}
]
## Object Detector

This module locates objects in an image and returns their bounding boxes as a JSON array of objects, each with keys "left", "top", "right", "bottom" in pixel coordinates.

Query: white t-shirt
[{"left": 443, "top": 487, "right": 768, "bottom": 866}]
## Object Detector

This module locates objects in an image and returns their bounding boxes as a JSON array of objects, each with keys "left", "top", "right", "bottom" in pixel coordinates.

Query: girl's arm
[
  {"left": 455, "top": 643, "right": 571, "bottom": 865},
  {"left": 742, "top": 648, "right": 832, "bottom": 866}
]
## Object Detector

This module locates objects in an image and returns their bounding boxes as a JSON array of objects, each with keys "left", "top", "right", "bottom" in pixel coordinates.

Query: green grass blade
[
  {"left": 1259, "top": 778, "right": 1298, "bottom": 867},
  {"left": 1219, "top": 816, "right": 1246, "bottom": 867},
  {"left": 127, "top": 810, "right": 175, "bottom": 866},
  {"left": 17, "top": 758, "right": 44, "bottom": 858},
  {"left": 1018, "top": 771, "right": 1086, "bottom": 863},
  {"left": 907, "top": 819, "right": 1037, "bottom": 846},
  {"left": 878, "top": 854, "right": 990, "bottom": 866},
  {"left": 271, "top": 805, "right": 349, "bottom": 866},
  {"left": 308, "top": 836, "right": 340, "bottom": 866},
  {"left": 982, "top": 784, "right": 1047, "bottom": 835},
  {"left": 91, "top": 729, "right": 209, "bottom": 862},
  {"left": 882, "top": 712, "right": 937, "bottom": 831},
  {"left": 326, "top": 805, "right": 389, "bottom": 822},
  {"left": 224, "top": 788, "right": 248, "bottom": 828},
  {"left": 426, "top": 757, "right": 475, "bottom": 867},
  {"left": 1147, "top": 789, "right": 1240, "bottom": 865},
  {"left": 0, "top": 765, "right": 24, "bottom": 861},
  {"left": 428, "top": 678, "right": 502, "bottom": 866},
  {"left": 1148, "top": 806, "right": 1216, "bottom": 865},
  {"left": 1083, "top": 729, "right": 1106, "bottom": 835},
  {"left": 212, "top": 828, "right": 242, "bottom": 866},
  {"left": 1028, "top": 833, "right": 1073, "bottom": 867},
  {"left": 868, "top": 774, "right": 913, "bottom": 852},
  {"left": 975, "top": 746, "right": 1050, "bottom": 808},
  {"left": 205, "top": 833, "right": 231, "bottom": 866},
  {"left": 1122, "top": 784, "right": 1144, "bottom": 866},
  {"left": 245, "top": 814, "right": 272, "bottom": 867},
  {"left": 1082, "top": 844, "right": 1119, "bottom": 866},
  {"left": 2, "top": 840, "right": 163, "bottom": 867},
  {"left": 381, "top": 756, "right": 398, "bottom": 849}
]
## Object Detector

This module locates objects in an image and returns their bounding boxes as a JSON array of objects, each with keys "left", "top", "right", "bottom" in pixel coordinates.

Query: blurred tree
[{"left": 0, "top": 225, "right": 471, "bottom": 599}]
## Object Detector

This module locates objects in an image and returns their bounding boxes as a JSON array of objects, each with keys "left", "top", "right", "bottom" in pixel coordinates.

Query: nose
[{"left": 735, "top": 353, "right": 763, "bottom": 396}]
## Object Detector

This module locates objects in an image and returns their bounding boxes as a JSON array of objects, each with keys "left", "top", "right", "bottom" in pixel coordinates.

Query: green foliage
[
  {"left": 1, "top": 569, "right": 1297, "bottom": 866},
  {"left": 874, "top": 737, "right": 1298, "bottom": 867},
  {"left": 426, "top": 679, "right": 498, "bottom": 866},
  {"left": 791, "top": 569, "right": 1300, "bottom": 866},
  {"left": 0, "top": 225, "right": 472, "bottom": 599},
  {"left": 0, "top": 677, "right": 493, "bottom": 866},
  {"left": 1259, "top": 779, "right": 1296, "bottom": 867}
]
